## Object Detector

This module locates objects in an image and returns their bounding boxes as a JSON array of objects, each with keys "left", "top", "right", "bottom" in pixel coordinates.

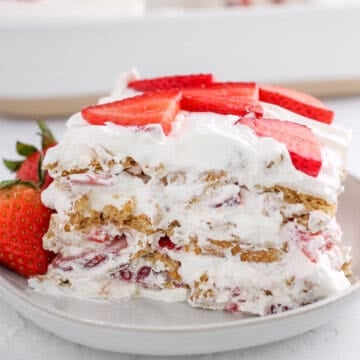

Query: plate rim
[
  {"left": 0, "top": 173, "right": 359, "bottom": 333},
  {"left": 1, "top": 273, "right": 358, "bottom": 333}
]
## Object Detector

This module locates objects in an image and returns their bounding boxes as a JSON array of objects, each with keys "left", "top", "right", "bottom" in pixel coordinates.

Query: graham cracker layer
[
  {"left": 265, "top": 185, "right": 336, "bottom": 216},
  {"left": 65, "top": 196, "right": 154, "bottom": 235},
  {"left": 130, "top": 247, "right": 182, "bottom": 287},
  {"left": 185, "top": 237, "right": 283, "bottom": 264}
]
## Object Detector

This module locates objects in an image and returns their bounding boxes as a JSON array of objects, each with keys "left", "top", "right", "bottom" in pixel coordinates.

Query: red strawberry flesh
[
  {"left": 136, "top": 266, "right": 152, "bottom": 282},
  {"left": 83, "top": 254, "right": 107, "bottom": 269},
  {"left": 181, "top": 92, "right": 263, "bottom": 118},
  {"left": 16, "top": 145, "right": 54, "bottom": 190},
  {"left": 119, "top": 268, "right": 132, "bottom": 281},
  {"left": 16, "top": 151, "right": 41, "bottom": 184},
  {"left": 52, "top": 234, "right": 128, "bottom": 271},
  {"left": 0, "top": 182, "right": 53, "bottom": 277},
  {"left": 259, "top": 85, "right": 334, "bottom": 124},
  {"left": 200, "top": 82, "right": 259, "bottom": 99},
  {"left": 238, "top": 118, "right": 322, "bottom": 177},
  {"left": 158, "top": 236, "right": 176, "bottom": 250},
  {"left": 128, "top": 74, "right": 213, "bottom": 91},
  {"left": 82, "top": 91, "right": 181, "bottom": 136},
  {"left": 4, "top": 121, "right": 57, "bottom": 190}
]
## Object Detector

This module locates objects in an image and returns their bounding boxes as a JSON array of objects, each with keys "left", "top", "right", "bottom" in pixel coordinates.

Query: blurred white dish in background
[
  {"left": 0, "top": 0, "right": 348, "bottom": 19},
  {"left": 0, "top": 0, "right": 345, "bottom": 16},
  {"left": 0, "top": 0, "right": 145, "bottom": 18},
  {"left": 0, "top": 3, "right": 360, "bottom": 118},
  {"left": 147, "top": 0, "right": 346, "bottom": 10}
]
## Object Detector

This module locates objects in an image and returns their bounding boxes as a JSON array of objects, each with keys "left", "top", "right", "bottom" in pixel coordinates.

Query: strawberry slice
[
  {"left": 181, "top": 91, "right": 263, "bottom": 118},
  {"left": 259, "top": 85, "right": 334, "bottom": 124},
  {"left": 81, "top": 91, "right": 181, "bottom": 135},
  {"left": 202, "top": 82, "right": 259, "bottom": 99},
  {"left": 238, "top": 118, "right": 322, "bottom": 177},
  {"left": 128, "top": 74, "right": 214, "bottom": 92}
]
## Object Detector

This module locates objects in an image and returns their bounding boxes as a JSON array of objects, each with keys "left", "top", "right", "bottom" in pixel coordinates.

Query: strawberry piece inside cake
[{"left": 29, "top": 70, "right": 352, "bottom": 316}]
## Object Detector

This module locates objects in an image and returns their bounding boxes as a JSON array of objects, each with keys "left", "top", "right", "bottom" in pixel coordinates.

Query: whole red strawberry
[
  {"left": 0, "top": 180, "right": 53, "bottom": 277},
  {"left": 3, "top": 121, "right": 57, "bottom": 190}
]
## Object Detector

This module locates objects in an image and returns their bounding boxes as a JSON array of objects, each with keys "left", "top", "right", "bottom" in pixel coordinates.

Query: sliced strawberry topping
[
  {"left": 181, "top": 91, "right": 263, "bottom": 118},
  {"left": 238, "top": 118, "right": 322, "bottom": 177},
  {"left": 81, "top": 91, "right": 181, "bottom": 135},
  {"left": 259, "top": 85, "right": 334, "bottom": 124},
  {"left": 200, "top": 82, "right": 258, "bottom": 99},
  {"left": 180, "top": 82, "right": 260, "bottom": 116},
  {"left": 128, "top": 74, "right": 213, "bottom": 91}
]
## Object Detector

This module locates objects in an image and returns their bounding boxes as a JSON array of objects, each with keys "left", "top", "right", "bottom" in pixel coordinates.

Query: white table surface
[{"left": 0, "top": 97, "right": 359, "bottom": 360}]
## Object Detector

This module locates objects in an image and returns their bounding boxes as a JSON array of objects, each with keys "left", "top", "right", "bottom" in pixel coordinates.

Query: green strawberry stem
[
  {"left": 2, "top": 121, "right": 57, "bottom": 183},
  {"left": 37, "top": 153, "right": 46, "bottom": 188},
  {"left": 16, "top": 141, "right": 38, "bottom": 156},
  {"left": 3, "top": 159, "right": 22, "bottom": 172},
  {"left": 0, "top": 179, "right": 37, "bottom": 190},
  {"left": 37, "top": 120, "right": 57, "bottom": 149}
]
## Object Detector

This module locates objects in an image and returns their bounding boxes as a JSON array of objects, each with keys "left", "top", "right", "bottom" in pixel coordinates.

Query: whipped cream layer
[
  {"left": 44, "top": 102, "right": 349, "bottom": 204},
  {"left": 35, "top": 176, "right": 351, "bottom": 315},
  {"left": 44, "top": 67, "right": 349, "bottom": 205},
  {"left": 31, "top": 73, "right": 351, "bottom": 315}
]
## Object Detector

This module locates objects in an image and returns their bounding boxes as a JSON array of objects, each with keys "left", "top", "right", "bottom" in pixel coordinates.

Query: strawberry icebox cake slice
[{"left": 28, "top": 70, "right": 352, "bottom": 316}]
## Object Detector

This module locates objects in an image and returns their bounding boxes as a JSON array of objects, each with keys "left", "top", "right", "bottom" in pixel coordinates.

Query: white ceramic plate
[{"left": 0, "top": 175, "right": 359, "bottom": 356}]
